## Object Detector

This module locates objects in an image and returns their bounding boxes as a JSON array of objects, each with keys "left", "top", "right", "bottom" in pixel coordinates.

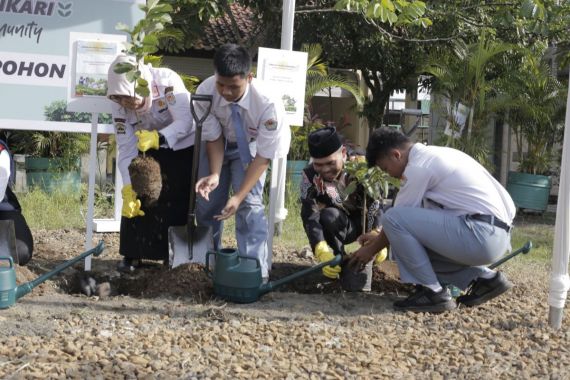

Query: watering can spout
[
  {"left": 15, "top": 241, "right": 105, "bottom": 301},
  {"left": 259, "top": 254, "right": 342, "bottom": 296}
]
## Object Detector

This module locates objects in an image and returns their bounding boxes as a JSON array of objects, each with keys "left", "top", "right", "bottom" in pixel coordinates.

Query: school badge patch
[
  {"left": 264, "top": 119, "right": 277, "bottom": 131},
  {"left": 165, "top": 86, "right": 176, "bottom": 105},
  {"left": 114, "top": 118, "right": 126, "bottom": 134},
  {"left": 156, "top": 98, "right": 168, "bottom": 113}
]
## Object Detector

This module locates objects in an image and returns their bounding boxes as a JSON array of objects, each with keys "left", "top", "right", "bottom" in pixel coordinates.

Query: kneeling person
[
  {"left": 350, "top": 128, "right": 515, "bottom": 312},
  {"left": 300, "top": 127, "right": 383, "bottom": 284}
]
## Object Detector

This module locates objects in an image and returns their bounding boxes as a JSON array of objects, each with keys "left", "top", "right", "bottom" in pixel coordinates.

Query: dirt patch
[
  {"left": 3, "top": 222, "right": 570, "bottom": 379},
  {"left": 17, "top": 229, "right": 408, "bottom": 303}
]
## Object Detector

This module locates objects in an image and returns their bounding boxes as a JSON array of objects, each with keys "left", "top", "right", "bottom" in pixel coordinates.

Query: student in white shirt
[
  {"left": 194, "top": 44, "right": 290, "bottom": 280},
  {"left": 350, "top": 128, "right": 516, "bottom": 313},
  {"left": 107, "top": 54, "right": 195, "bottom": 272}
]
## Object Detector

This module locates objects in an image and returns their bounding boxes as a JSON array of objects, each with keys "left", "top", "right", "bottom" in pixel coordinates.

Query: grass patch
[
  {"left": 18, "top": 183, "right": 558, "bottom": 266},
  {"left": 18, "top": 184, "right": 114, "bottom": 229},
  {"left": 511, "top": 211, "right": 556, "bottom": 264},
  {"left": 19, "top": 188, "right": 85, "bottom": 229},
  {"left": 222, "top": 181, "right": 309, "bottom": 250}
]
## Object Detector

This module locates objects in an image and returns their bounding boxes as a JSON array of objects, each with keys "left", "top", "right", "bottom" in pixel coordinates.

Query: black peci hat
[{"left": 308, "top": 127, "right": 342, "bottom": 158}]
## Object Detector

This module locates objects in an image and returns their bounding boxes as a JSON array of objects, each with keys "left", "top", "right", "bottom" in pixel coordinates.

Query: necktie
[{"left": 230, "top": 103, "right": 252, "bottom": 166}]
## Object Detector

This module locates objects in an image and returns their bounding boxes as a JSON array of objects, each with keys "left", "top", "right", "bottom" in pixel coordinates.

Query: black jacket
[
  {"left": 0, "top": 140, "right": 21, "bottom": 212},
  {"left": 300, "top": 159, "right": 382, "bottom": 249}
]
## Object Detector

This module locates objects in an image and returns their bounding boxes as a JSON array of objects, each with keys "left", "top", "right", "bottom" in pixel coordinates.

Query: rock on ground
[{"left": 0, "top": 229, "right": 568, "bottom": 379}]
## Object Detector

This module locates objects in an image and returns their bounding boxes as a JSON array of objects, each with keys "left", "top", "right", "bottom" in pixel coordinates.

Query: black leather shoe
[
  {"left": 393, "top": 286, "right": 457, "bottom": 313},
  {"left": 457, "top": 271, "right": 513, "bottom": 307}
]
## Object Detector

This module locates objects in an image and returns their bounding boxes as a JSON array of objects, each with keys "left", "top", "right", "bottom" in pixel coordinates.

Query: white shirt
[
  {"left": 111, "top": 67, "right": 194, "bottom": 185},
  {"left": 395, "top": 143, "right": 516, "bottom": 223},
  {"left": 0, "top": 150, "right": 9, "bottom": 200},
  {"left": 195, "top": 76, "right": 290, "bottom": 159}
]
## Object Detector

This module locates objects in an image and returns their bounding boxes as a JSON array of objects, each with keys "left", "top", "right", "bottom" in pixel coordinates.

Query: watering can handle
[
  {"left": 0, "top": 256, "right": 14, "bottom": 268},
  {"left": 205, "top": 251, "right": 215, "bottom": 278}
]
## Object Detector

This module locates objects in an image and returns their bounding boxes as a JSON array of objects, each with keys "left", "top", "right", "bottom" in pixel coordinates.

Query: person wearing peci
[
  {"left": 107, "top": 54, "right": 195, "bottom": 272},
  {"left": 300, "top": 126, "right": 384, "bottom": 283},
  {"left": 194, "top": 44, "right": 290, "bottom": 281},
  {"left": 350, "top": 128, "right": 515, "bottom": 312}
]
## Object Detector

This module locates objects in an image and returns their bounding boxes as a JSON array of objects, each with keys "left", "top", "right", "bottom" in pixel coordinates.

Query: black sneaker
[
  {"left": 456, "top": 271, "right": 513, "bottom": 307},
  {"left": 117, "top": 258, "right": 140, "bottom": 273},
  {"left": 393, "top": 286, "right": 457, "bottom": 313}
]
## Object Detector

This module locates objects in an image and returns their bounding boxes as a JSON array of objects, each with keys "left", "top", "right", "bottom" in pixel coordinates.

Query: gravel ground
[{"left": 0, "top": 229, "right": 569, "bottom": 379}]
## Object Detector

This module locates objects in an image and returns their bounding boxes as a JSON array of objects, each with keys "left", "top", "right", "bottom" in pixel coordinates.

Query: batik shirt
[{"left": 300, "top": 157, "right": 383, "bottom": 249}]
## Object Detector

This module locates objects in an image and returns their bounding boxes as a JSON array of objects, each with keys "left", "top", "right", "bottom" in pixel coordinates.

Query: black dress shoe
[
  {"left": 457, "top": 271, "right": 513, "bottom": 307},
  {"left": 394, "top": 286, "right": 457, "bottom": 313}
]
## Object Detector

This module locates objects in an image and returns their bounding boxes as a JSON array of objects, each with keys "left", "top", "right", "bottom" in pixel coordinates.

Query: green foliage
[
  {"left": 288, "top": 43, "right": 364, "bottom": 161},
  {"left": 423, "top": 36, "right": 514, "bottom": 138},
  {"left": 288, "top": 115, "right": 325, "bottom": 161},
  {"left": 334, "top": 0, "right": 431, "bottom": 27},
  {"left": 5, "top": 101, "right": 112, "bottom": 170},
  {"left": 181, "top": 74, "right": 201, "bottom": 93},
  {"left": 343, "top": 158, "right": 399, "bottom": 200},
  {"left": 19, "top": 184, "right": 114, "bottom": 229},
  {"left": 158, "top": 0, "right": 226, "bottom": 53},
  {"left": 115, "top": 0, "right": 176, "bottom": 97},
  {"left": 497, "top": 47, "right": 566, "bottom": 175},
  {"left": 145, "top": 54, "right": 201, "bottom": 93},
  {"left": 303, "top": 43, "right": 364, "bottom": 106}
]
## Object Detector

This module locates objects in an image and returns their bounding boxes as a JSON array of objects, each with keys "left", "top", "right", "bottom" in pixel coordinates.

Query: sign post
[{"left": 257, "top": 42, "right": 308, "bottom": 268}]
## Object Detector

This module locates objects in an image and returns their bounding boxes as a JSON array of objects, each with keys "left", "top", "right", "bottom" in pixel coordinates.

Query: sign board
[
  {"left": 67, "top": 32, "right": 126, "bottom": 113},
  {"left": 0, "top": 0, "right": 143, "bottom": 127},
  {"left": 257, "top": 47, "right": 308, "bottom": 126}
]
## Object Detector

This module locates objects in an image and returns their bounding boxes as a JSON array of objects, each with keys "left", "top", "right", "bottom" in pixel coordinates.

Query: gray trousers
[{"left": 382, "top": 207, "right": 510, "bottom": 290}]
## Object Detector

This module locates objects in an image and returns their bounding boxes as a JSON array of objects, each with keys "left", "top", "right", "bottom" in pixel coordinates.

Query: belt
[
  {"left": 225, "top": 140, "right": 255, "bottom": 151},
  {"left": 469, "top": 214, "right": 512, "bottom": 233}
]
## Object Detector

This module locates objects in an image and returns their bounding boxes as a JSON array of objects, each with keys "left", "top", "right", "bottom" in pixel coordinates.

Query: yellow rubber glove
[
  {"left": 375, "top": 248, "right": 388, "bottom": 266},
  {"left": 135, "top": 130, "right": 160, "bottom": 152},
  {"left": 314, "top": 241, "right": 341, "bottom": 279},
  {"left": 366, "top": 229, "right": 388, "bottom": 266},
  {"left": 121, "top": 184, "right": 145, "bottom": 218}
]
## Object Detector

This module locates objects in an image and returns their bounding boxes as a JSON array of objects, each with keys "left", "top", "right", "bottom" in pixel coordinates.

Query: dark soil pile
[
  {"left": 22, "top": 229, "right": 409, "bottom": 302},
  {"left": 128, "top": 155, "right": 162, "bottom": 207}
]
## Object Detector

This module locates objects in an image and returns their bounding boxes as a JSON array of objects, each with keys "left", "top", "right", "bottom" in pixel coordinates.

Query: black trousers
[
  {"left": 0, "top": 210, "right": 33, "bottom": 265},
  {"left": 120, "top": 145, "right": 193, "bottom": 261},
  {"left": 319, "top": 207, "right": 362, "bottom": 256}
]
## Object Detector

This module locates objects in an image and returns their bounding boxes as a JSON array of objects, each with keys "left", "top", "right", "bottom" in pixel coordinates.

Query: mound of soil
[{"left": 129, "top": 155, "right": 162, "bottom": 207}]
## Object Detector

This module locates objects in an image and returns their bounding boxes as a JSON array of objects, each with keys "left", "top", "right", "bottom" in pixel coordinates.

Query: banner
[{"left": 0, "top": 0, "right": 143, "bottom": 124}]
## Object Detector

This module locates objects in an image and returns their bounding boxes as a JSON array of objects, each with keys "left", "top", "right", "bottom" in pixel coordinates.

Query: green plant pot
[
  {"left": 25, "top": 157, "right": 81, "bottom": 193},
  {"left": 506, "top": 171, "right": 551, "bottom": 212},
  {"left": 286, "top": 160, "right": 309, "bottom": 190}
]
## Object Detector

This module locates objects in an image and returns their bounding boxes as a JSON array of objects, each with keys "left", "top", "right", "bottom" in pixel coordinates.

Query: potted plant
[
  {"left": 500, "top": 48, "right": 566, "bottom": 212},
  {"left": 14, "top": 100, "right": 111, "bottom": 193}
]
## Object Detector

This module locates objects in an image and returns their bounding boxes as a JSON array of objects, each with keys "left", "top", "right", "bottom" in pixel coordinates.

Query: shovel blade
[{"left": 168, "top": 224, "right": 213, "bottom": 268}]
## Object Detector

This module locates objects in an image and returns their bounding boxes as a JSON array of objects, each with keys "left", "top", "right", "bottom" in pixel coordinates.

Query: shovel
[{"left": 169, "top": 94, "right": 214, "bottom": 268}]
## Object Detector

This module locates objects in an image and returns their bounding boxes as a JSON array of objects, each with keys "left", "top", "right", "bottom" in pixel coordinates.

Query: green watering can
[
  {"left": 0, "top": 241, "right": 105, "bottom": 309},
  {"left": 205, "top": 248, "right": 342, "bottom": 303}
]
